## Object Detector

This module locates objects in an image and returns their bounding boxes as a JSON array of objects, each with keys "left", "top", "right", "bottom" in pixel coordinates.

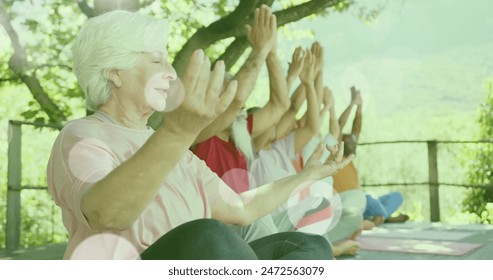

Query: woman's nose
[{"left": 163, "top": 63, "right": 177, "bottom": 81}]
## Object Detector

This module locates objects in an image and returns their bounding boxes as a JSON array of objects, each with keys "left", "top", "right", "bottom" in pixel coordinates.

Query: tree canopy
[{"left": 0, "top": 0, "right": 376, "bottom": 124}]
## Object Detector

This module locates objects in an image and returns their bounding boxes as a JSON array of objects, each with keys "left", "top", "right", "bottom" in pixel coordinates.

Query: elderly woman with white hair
[{"left": 47, "top": 10, "right": 352, "bottom": 260}]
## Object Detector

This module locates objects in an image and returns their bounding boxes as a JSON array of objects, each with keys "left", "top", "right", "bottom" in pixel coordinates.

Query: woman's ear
[{"left": 108, "top": 69, "right": 121, "bottom": 88}]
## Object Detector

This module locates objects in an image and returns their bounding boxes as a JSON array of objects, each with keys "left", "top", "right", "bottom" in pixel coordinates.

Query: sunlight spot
[
  {"left": 284, "top": 180, "right": 343, "bottom": 235},
  {"left": 70, "top": 233, "right": 140, "bottom": 260},
  {"left": 218, "top": 168, "right": 257, "bottom": 206}
]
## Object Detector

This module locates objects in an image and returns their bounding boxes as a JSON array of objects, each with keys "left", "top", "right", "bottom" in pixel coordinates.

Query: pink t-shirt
[{"left": 47, "top": 115, "right": 222, "bottom": 259}]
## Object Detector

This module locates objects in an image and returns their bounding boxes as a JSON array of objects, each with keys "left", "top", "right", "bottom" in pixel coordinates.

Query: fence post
[
  {"left": 6, "top": 121, "right": 22, "bottom": 251},
  {"left": 427, "top": 140, "right": 440, "bottom": 222}
]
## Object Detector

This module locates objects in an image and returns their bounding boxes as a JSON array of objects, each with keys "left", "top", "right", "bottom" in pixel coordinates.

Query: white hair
[
  {"left": 230, "top": 110, "right": 256, "bottom": 163},
  {"left": 72, "top": 10, "right": 169, "bottom": 111}
]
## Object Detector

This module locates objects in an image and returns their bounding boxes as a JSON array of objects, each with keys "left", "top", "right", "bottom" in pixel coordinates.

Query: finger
[
  {"left": 262, "top": 5, "right": 270, "bottom": 27},
  {"left": 296, "top": 46, "right": 302, "bottom": 55},
  {"left": 339, "top": 154, "right": 355, "bottom": 169},
  {"left": 323, "top": 144, "right": 338, "bottom": 164},
  {"left": 270, "top": 14, "right": 277, "bottom": 30},
  {"left": 195, "top": 55, "right": 211, "bottom": 99},
  {"left": 254, "top": 8, "right": 260, "bottom": 27},
  {"left": 245, "top": 24, "right": 252, "bottom": 38},
  {"left": 296, "top": 48, "right": 304, "bottom": 61},
  {"left": 215, "top": 80, "right": 238, "bottom": 115},
  {"left": 311, "top": 42, "right": 317, "bottom": 52},
  {"left": 295, "top": 46, "right": 301, "bottom": 54},
  {"left": 258, "top": 5, "right": 265, "bottom": 26},
  {"left": 296, "top": 49, "right": 303, "bottom": 61},
  {"left": 326, "top": 144, "right": 338, "bottom": 157},
  {"left": 337, "top": 141, "right": 344, "bottom": 162},
  {"left": 206, "top": 60, "right": 225, "bottom": 102},
  {"left": 182, "top": 49, "right": 204, "bottom": 96},
  {"left": 306, "top": 51, "right": 314, "bottom": 66}
]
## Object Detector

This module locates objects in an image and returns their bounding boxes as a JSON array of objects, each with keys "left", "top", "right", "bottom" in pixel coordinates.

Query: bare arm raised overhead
[
  {"left": 351, "top": 89, "right": 362, "bottom": 140},
  {"left": 249, "top": 13, "right": 290, "bottom": 137},
  {"left": 293, "top": 50, "right": 320, "bottom": 153},
  {"left": 338, "top": 86, "right": 358, "bottom": 140},
  {"left": 193, "top": 5, "right": 277, "bottom": 144},
  {"left": 286, "top": 46, "right": 304, "bottom": 93},
  {"left": 312, "top": 42, "right": 325, "bottom": 104},
  {"left": 324, "top": 87, "right": 340, "bottom": 139}
]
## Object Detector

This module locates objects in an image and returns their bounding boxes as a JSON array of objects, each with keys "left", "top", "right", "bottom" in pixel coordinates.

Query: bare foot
[
  {"left": 372, "top": 215, "right": 385, "bottom": 225},
  {"left": 385, "top": 213, "right": 410, "bottom": 223},
  {"left": 362, "top": 220, "right": 376, "bottom": 230},
  {"left": 333, "top": 240, "right": 361, "bottom": 257},
  {"left": 349, "top": 227, "right": 363, "bottom": 240}
]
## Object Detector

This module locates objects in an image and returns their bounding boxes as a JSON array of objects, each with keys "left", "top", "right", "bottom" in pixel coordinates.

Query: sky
[{"left": 285, "top": 0, "right": 493, "bottom": 134}]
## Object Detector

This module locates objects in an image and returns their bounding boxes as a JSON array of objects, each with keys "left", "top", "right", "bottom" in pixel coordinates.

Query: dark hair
[{"left": 342, "top": 134, "right": 357, "bottom": 157}]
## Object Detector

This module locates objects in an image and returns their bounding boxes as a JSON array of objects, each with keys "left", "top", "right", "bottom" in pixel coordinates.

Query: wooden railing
[
  {"left": 358, "top": 140, "right": 493, "bottom": 222},
  {"left": 6, "top": 120, "right": 62, "bottom": 251},
  {"left": 5, "top": 120, "right": 493, "bottom": 251}
]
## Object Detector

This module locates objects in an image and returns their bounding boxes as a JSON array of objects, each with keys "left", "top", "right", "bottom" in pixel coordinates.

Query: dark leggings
[
  {"left": 140, "top": 219, "right": 333, "bottom": 260},
  {"left": 140, "top": 219, "right": 257, "bottom": 259},
  {"left": 249, "top": 231, "right": 333, "bottom": 260}
]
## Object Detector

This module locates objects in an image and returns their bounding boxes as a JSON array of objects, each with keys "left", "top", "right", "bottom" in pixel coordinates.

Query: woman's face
[{"left": 118, "top": 50, "right": 177, "bottom": 113}]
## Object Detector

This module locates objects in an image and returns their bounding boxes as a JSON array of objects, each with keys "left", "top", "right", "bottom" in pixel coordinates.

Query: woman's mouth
[{"left": 155, "top": 88, "right": 168, "bottom": 97}]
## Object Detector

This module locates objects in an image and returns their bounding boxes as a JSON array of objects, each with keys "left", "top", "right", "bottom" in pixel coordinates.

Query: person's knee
[
  {"left": 185, "top": 219, "right": 240, "bottom": 244},
  {"left": 187, "top": 218, "right": 228, "bottom": 230},
  {"left": 391, "top": 192, "right": 404, "bottom": 206},
  {"left": 290, "top": 232, "right": 333, "bottom": 259},
  {"left": 343, "top": 207, "right": 364, "bottom": 226},
  {"left": 143, "top": 219, "right": 256, "bottom": 259}
]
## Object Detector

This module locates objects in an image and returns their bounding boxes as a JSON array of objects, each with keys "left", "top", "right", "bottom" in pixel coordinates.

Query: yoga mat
[
  {"left": 357, "top": 237, "right": 484, "bottom": 256},
  {"left": 362, "top": 228, "right": 475, "bottom": 241}
]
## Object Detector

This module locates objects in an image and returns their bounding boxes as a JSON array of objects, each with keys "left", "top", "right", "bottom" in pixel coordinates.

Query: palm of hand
[
  {"left": 299, "top": 52, "right": 315, "bottom": 83},
  {"left": 246, "top": 6, "right": 276, "bottom": 52},
  {"left": 323, "top": 88, "right": 334, "bottom": 108},
  {"left": 164, "top": 50, "right": 236, "bottom": 134},
  {"left": 312, "top": 44, "right": 324, "bottom": 73},
  {"left": 288, "top": 47, "right": 304, "bottom": 76},
  {"left": 355, "top": 92, "right": 362, "bottom": 105},
  {"left": 304, "top": 143, "right": 354, "bottom": 180}
]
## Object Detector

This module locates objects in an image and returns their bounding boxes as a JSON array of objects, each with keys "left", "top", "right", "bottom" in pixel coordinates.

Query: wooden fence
[
  {"left": 4, "top": 120, "right": 493, "bottom": 251},
  {"left": 358, "top": 140, "right": 493, "bottom": 223}
]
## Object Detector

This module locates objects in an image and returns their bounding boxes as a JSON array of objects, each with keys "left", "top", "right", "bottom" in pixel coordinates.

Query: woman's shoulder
[{"left": 59, "top": 117, "right": 106, "bottom": 138}]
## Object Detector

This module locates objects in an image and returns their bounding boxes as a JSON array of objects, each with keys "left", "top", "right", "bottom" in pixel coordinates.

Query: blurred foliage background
[{"left": 0, "top": 0, "right": 491, "bottom": 249}]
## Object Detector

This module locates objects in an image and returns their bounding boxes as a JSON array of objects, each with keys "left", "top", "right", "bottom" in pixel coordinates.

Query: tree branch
[
  {"left": 0, "top": 2, "right": 26, "bottom": 66},
  {"left": 33, "top": 63, "right": 73, "bottom": 74},
  {"left": 214, "top": 37, "right": 250, "bottom": 73},
  {"left": 172, "top": 0, "right": 343, "bottom": 76},
  {"left": 222, "top": 0, "right": 342, "bottom": 38},
  {"left": 275, "top": 0, "right": 342, "bottom": 26},
  {"left": 172, "top": 0, "right": 262, "bottom": 76},
  {"left": 140, "top": 0, "right": 155, "bottom": 9},
  {"left": 75, "top": 0, "right": 96, "bottom": 18},
  {"left": 0, "top": 77, "right": 20, "bottom": 83},
  {"left": 0, "top": 2, "right": 66, "bottom": 123}
]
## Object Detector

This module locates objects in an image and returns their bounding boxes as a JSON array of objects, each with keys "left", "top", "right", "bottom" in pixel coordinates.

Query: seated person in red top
[{"left": 192, "top": 6, "right": 289, "bottom": 194}]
